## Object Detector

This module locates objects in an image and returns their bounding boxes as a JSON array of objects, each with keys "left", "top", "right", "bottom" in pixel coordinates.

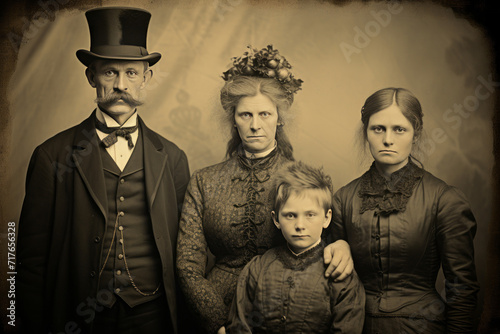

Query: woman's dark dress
[{"left": 330, "top": 161, "right": 479, "bottom": 333}]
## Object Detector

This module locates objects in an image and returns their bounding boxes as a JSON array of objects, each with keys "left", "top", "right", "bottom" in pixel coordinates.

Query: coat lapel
[
  {"left": 140, "top": 117, "right": 168, "bottom": 210},
  {"left": 72, "top": 112, "right": 108, "bottom": 219}
]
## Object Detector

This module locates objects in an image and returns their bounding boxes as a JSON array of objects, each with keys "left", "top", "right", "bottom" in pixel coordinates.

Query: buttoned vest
[{"left": 98, "top": 132, "right": 163, "bottom": 308}]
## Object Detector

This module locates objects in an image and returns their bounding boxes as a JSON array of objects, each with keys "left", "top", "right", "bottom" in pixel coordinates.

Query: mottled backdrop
[{"left": 1, "top": 0, "right": 495, "bottom": 330}]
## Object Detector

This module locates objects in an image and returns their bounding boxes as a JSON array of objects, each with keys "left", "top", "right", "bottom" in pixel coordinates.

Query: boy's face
[{"left": 272, "top": 189, "right": 332, "bottom": 254}]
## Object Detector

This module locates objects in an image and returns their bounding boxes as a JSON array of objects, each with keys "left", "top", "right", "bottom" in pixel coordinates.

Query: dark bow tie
[{"left": 95, "top": 117, "right": 138, "bottom": 148}]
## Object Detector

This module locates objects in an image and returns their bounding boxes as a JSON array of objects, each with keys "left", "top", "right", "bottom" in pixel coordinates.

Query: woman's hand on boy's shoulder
[{"left": 323, "top": 240, "right": 353, "bottom": 282}]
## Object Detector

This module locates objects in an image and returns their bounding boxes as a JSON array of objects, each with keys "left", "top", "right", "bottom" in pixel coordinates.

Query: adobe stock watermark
[
  {"left": 7, "top": 0, "right": 71, "bottom": 54},
  {"left": 6, "top": 222, "right": 17, "bottom": 328},
  {"left": 142, "top": 66, "right": 170, "bottom": 98},
  {"left": 412, "top": 73, "right": 499, "bottom": 163},
  {"left": 339, "top": 2, "right": 403, "bottom": 64},
  {"left": 213, "top": 0, "right": 243, "bottom": 22},
  {"left": 408, "top": 277, "right": 473, "bottom": 333},
  {"left": 47, "top": 275, "right": 134, "bottom": 334}
]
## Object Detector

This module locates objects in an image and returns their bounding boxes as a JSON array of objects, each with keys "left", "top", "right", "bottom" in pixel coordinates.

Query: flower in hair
[{"left": 222, "top": 45, "right": 303, "bottom": 95}]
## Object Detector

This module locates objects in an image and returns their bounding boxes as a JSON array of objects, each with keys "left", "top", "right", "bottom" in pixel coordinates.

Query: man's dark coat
[{"left": 16, "top": 112, "right": 190, "bottom": 333}]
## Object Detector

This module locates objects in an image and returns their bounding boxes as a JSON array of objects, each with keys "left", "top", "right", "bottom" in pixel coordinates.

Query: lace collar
[
  {"left": 275, "top": 240, "right": 325, "bottom": 271},
  {"left": 358, "top": 160, "right": 424, "bottom": 214}
]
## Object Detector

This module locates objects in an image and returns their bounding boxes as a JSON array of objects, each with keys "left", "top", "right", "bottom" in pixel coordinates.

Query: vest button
[
  {"left": 280, "top": 315, "right": 286, "bottom": 323},
  {"left": 119, "top": 196, "right": 125, "bottom": 202},
  {"left": 116, "top": 270, "right": 122, "bottom": 276},
  {"left": 94, "top": 236, "right": 101, "bottom": 243},
  {"left": 120, "top": 179, "right": 125, "bottom": 184},
  {"left": 115, "top": 288, "right": 121, "bottom": 294},
  {"left": 119, "top": 226, "right": 124, "bottom": 231},
  {"left": 119, "top": 238, "right": 123, "bottom": 244},
  {"left": 118, "top": 254, "right": 124, "bottom": 260},
  {"left": 90, "top": 271, "right": 96, "bottom": 278},
  {"left": 119, "top": 211, "right": 125, "bottom": 217}
]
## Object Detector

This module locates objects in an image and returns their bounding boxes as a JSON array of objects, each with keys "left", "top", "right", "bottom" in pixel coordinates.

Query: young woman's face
[
  {"left": 366, "top": 104, "right": 415, "bottom": 174},
  {"left": 234, "top": 93, "right": 279, "bottom": 153}
]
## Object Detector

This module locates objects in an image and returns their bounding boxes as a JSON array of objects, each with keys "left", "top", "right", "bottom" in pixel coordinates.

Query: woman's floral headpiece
[{"left": 222, "top": 45, "right": 303, "bottom": 96}]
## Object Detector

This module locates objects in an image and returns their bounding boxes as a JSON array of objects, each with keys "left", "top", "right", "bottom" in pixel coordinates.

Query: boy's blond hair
[{"left": 270, "top": 161, "right": 334, "bottom": 215}]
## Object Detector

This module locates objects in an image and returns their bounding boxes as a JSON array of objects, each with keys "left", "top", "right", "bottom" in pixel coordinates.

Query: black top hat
[{"left": 76, "top": 7, "right": 161, "bottom": 67}]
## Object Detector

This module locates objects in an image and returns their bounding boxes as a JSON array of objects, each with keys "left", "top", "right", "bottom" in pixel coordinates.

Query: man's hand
[
  {"left": 217, "top": 326, "right": 226, "bottom": 334},
  {"left": 323, "top": 239, "right": 353, "bottom": 281}
]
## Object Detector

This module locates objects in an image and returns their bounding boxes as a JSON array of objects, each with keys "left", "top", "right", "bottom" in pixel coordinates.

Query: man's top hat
[{"left": 76, "top": 7, "right": 161, "bottom": 67}]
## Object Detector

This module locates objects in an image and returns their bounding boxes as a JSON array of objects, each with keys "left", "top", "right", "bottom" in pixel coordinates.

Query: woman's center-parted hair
[
  {"left": 220, "top": 76, "right": 295, "bottom": 160},
  {"left": 270, "top": 161, "right": 334, "bottom": 216},
  {"left": 356, "top": 87, "right": 425, "bottom": 165}
]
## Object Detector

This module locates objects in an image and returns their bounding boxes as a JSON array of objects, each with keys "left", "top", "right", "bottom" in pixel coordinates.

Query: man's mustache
[{"left": 95, "top": 91, "right": 143, "bottom": 108}]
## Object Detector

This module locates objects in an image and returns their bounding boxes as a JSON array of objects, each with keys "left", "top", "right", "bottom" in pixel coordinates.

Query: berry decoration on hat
[{"left": 222, "top": 45, "right": 303, "bottom": 95}]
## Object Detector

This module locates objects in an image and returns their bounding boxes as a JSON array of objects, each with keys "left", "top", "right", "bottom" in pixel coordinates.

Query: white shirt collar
[
  {"left": 244, "top": 140, "right": 277, "bottom": 159},
  {"left": 96, "top": 106, "right": 138, "bottom": 128}
]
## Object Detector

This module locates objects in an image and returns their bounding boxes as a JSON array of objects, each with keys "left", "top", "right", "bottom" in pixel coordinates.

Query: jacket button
[
  {"left": 94, "top": 236, "right": 101, "bottom": 243},
  {"left": 119, "top": 211, "right": 125, "bottom": 217},
  {"left": 118, "top": 254, "right": 124, "bottom": 260},
  {"left": 119, "top": 226, "right": 124, "bottom": 231},
  {"left": 280, "top": 315, "right": 286, "bottom": 323},
  {"left": 120, "top": 179, "right": 125, "bottom": 184},
  {"left": 116, "top": 270, "right": 122, "bottom": 276},
  {"left": 377, "top": 271, "right": 384, "bottom": 276},
  {"left": 90, "top": 271, "right": 96, "bottom": 278},
  {"left": 119, "top": 196, "right": 125, "bottom": 202},
  {"left": 115, "top": 288, "right": 121, "bottom": 294},
  {"left": 119, "top": 238, "right": 123, "bottom": 244},
  {"left": 374, "top": 253, "right": 380, "bottom": 258}
]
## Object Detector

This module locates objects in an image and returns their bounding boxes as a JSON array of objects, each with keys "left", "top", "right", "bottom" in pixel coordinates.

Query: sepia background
[{"left": 1, "top": 0, "right": 498, "bottom": 331}]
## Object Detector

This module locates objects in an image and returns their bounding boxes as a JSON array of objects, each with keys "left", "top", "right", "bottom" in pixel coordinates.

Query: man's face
[{"left": 86, "top": 60, "right": 151, "bottom": 117}]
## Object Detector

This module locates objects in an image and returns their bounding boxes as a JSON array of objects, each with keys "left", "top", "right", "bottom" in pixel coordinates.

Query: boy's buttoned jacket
[{"left": 226, "top": 242, "right": 366, "bottom": 333}]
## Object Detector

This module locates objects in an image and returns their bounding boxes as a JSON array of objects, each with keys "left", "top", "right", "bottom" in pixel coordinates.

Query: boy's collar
[{"left": 287, "top": 238, "right": 322, "bottom": 257}]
